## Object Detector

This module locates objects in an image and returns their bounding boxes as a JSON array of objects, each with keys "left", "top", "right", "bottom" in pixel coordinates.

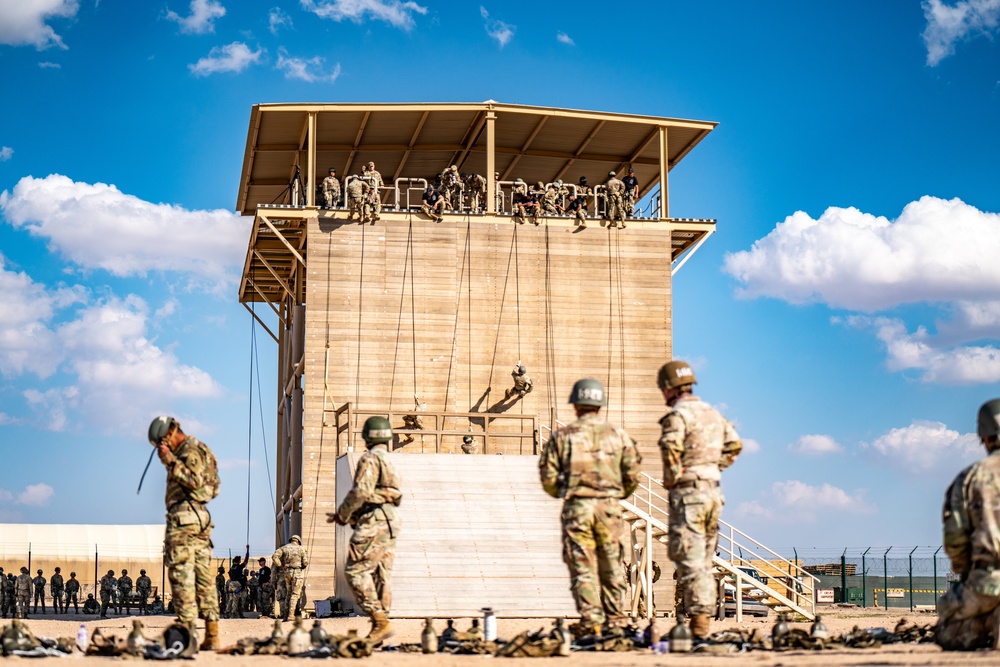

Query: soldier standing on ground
[
  {"left": 539, "top": 378, "right": 641, "bottom": 637},
  {"left": 136, "top": 569, "right": 152, "bottom": 615},
  {"left": 31, "top": 569, "right": 46, "bottom": 614},
  {"left": 16, "top": 567, "right": 31, "bottom": 619},
  {"left": 273, "top": 535, "right": 309, "bottom": 620},
  {"left": 215, "top": 566, "right": 226, "bottom": 611},
  {"left": 935, "top": 398, "right": 1000, "bottom": 650},
  {"left": 4, "top": 572, "right": 16, "bottom": 618},
  {"left": 99, "top": 569, "right": 116, "bottom": 618},
  {"left": 328, "top": 416, "right": 403, "bottom": 645},
  {"left": 148, "top": 415, "right": 222, "bottom": 652},
  {"left": 49, "top": 567, "right": 64, "bottom": 614},
  {"left": 117, "top": 569, "right": 133, "bottom": 615},
  {"left": 657, "top": 360, "right": 742, "bottom": 640},
  {"left": 64, "top": 572, "right": 80, "bottom": 613},
  {"left": 605, "top": 172, "right": 626, "bottom": 228},
  {"left": 322, "top": 168, "right": 341, "bottom": 208}
]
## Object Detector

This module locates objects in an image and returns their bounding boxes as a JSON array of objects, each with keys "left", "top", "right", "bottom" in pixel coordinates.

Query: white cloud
[
  {"left": 0, "top": 174, "right": 249, "bottom": 291},
  {"left": 276, "top": 50, "right": 342, "bottom": 82},
  {"left": 923, "top": 0, "right": 1000, "bottom": 66},
  {"left": 480, "top": 6, "right": 514, "bottom": 48},
  {"left": 38, "top": 61, "right": 61, "bottom": 69},
  {"left": 189, "top": 42, "right": 264, "bottom": 77},
  {"left": 300, "top": 0, "right": 427, "bottom": 30},
  {"left": 0, "top": 147, "right": 12, "bottom": 161},
  {"left": 734, "top": 480, "right": 875, "bottom": 524},
  {"left": 741, "top": 438, "right": 761, "bottom": 454},
  {"left": 860, "top": 419, "right": 981, "bottom": 474},
  {"left": 788, "top": 434, "right": 843, "bottom": 455},
  {"left": 0, "top": 0, "right": 78, "bottom": 49},
  {"left": 556, "top": 31, "right": 574, "bottom": 45},
  {"left": 269, "top": 6, "right": 293, "bottom": 34},
  {"left": 165, "top": 0, "right": 226, "bottom": 34},
  {"left": 0, "top": 482, "right": 54, "bottom": 507}
]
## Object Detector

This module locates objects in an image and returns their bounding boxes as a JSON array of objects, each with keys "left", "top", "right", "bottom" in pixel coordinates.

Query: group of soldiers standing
[
  {"left": 0, "top": 565, "right": 151, "bottom": 618},
  {"left": 509, "top": 168, "right": 638, "bottom": 228},
  {"left": 98, "top": 568, "right": 154, "bottom": 617},
  {"left": 213, "top": 539, "right": 309, "bottom": 622},
  {"left": 321, "top": 161, "right": 383, "bottom": 223}
]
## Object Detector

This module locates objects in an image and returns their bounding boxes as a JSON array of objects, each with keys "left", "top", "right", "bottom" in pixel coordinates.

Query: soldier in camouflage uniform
[
  {"left": 225, "top": 577, "right": 243, "bottom": 619},
  {"left": 329, "top": 416, "right": 403, "bottom": 645},
  {"left": 346, "top": 176, "right": 370, "bottom": 222},
  {"left": 247, "top": 571, "right": 259, "bottom": 612},
  {"left": 3, "top": 572, "right": 14, "bottom": 618},
  {"left": 148, "top": 415, "right": 221, "bottom": 652},
  {"left": 657, "top": 360, "right": 742, "bottom": 639},
  {"left": 117, "top": 569, "right": 133, "bottom": 615},
  {"left": 440, "top": 165, "right": 462, "bottom": 211},
  {"left": 273, "top": 566, "right": 286, "bottom": 618},
  {"left": 99, "top": 569, "right": 116, "bottom": 618},
  {"left": 464, "top": 172, "right": 487, "bottom": 213},
  {"left": 461, "top": 434, "right": 478, "bottom": 455},
  {"left": 215, "top": 566, "right": 226, "bottom": 610},
  {"left": 362, "top": 162, "right": 384, "bottom": 222},
  {"left": 64, "top": 572, "right": 80, "bottom": 613},
  {"left": 136, "top": 569, "right": 152, "bottom": 615},
  {"left": 541, "top": 182, "right": 562, "bottom": 216},
  {"left": 16, "top": 568, "right": 31, "bottom": 619},
  {"left": 272, "top": 535, "right": 309, "bottom": 620},
  {"left": 322, "top": 168, "right": 341, "bottom": 208},
  {"left": 604, "top": 172, "right": 627, "bottom": 228},
  {"left": 539, "top": 378, "right": 641, "bottom": 636},
  {"left": 936, "top": 398, "right": 1000, "bottom": 650},
  {"left": 49, "top": 567, "right": 64, "bottom": 614},
  {"left": 259, "top": 578, "right": 274, "bottom": 617},
  {"left": 31, "top": 569, "right": 46, "bottom": 614},
  {"left": 622, "top": 167, "right": 639, "bottom": 217},
  {"left": 506, "top": 363, "right": 533, "bottom": 399}
]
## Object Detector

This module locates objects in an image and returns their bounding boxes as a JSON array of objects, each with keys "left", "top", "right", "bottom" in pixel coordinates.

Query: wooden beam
[
  {"left": 343, "top": 111, "right": 370, "bottom": 177},
  {"left": 486, "top": 111, "right": 496, "bottom": 215},
  {"left": 614, "top": 127, "right": 660, "bottom": 177},
  {"left": 242, "top": 302, "right": 279, "bottom": 343},
  {"left": 658, "top": 126, "right": 669, "bottom": 220},
  {"left": 501, "top": 116, "right": 547, "bottom": 180},
  {"left": 392, "top": 111, "right": 430, "bottom": 182},
  {"left": 259, "top": 214, "right": 306, "bottom": 267},
  {"left": 553, "top": 120, "right": 605, "bottom": 181},
  {"left": 453, "top": 111, "right": 487, "bottom": 171},
  {"left": 307, "top": 112, "right": 317, "bottom": 207},
  {"left": 253, "top": 249, "right": 296, "bottom": 303}
]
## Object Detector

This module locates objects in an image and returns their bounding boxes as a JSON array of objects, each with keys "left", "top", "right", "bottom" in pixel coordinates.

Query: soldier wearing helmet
[
  {"left": 362, "top": 161, "right": 383, "bottom": 221},
  {"left": 328, "top": 416, "right": 403, "bottom": 646},
  {"left": 604, "top": 171, "right": 626, "bottom": 228},
  {"left": 272, "top": 535, "right": 309, "bottom": 620},
  {"left": 539, "top": 378, "right": 641, "bottom": 637},
  {"left": 64, "top": 571, "right": 80, "bottom": 613},
  {"left": 15, "top": 567, "right": 31, "bottom": 619},
  {"left": 346, "top": 174, "right": 370, "bottom": 223},
  {"left": 935, "top": 399, "right": 1000, "bottom": 650},
  {"left": 148, "top": 415, "right": 220, "bottom": 652},
  {"left": 322, "top": 167, "right": 341, "bottom": 209},
  {"left": 506, "top": 362, "right": 533, "bottom": 399},
  {"left": 656, "top": 360, "right": 741, "bottom": 640},
  {"left": 31, "top": 568, "right": 46, "bottom": 614},
  {"left": 117, "top": 568, "right": 133, "bottom": 615},
  {"left": 461, "top": 434, "right": 478, "bottom": 455},
  {"left": 49, "top": 566, "right": 64, "bottom": 614},
  {"left": 136, "top": 569, "right": 152, "bottom": 615}
]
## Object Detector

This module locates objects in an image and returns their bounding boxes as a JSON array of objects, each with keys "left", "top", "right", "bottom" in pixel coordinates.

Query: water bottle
[
  {"left": 668, "top": 613, "right": 692, "bottom": 653},
  {"left": 287, "top": 617, "right": 310, "bottom": 655},
  {"left": 810, "top": 614, "right": 828, "bottom": 641},
  {"left": 310, "top": 619, "right": 329, "bottom": 647},
  {"left": 482, "top": 607, "right": 496, "bottom": 642},
  {"left": 421, "top": 618, "right": 438, "bottom": 654},
  {"left": 76, "top": 623, "right": 89, "bottom": 653}
]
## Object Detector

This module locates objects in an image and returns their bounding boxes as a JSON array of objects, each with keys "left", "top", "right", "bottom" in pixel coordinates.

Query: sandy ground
[{"left": 6, "top": 607, "right": 997, "bottom": 665}]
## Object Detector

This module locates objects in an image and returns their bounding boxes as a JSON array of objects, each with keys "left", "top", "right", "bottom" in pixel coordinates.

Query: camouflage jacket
[
  {"left": 216, "top": 573, "right": 226, "bottom": 592},
  {"left": 32, "top": 575, "right": 45, "bottom": 592},
  {"left": 162, "top": 435, "right": 219, "bottom": 519},
  {"left": 364, "top": 169, "right": 384, "bottom": 191},
  {"left": 100, "top": 575, "right": 116, "bottom": 593},
  {"left": 136, "top": 576, "right": 152, "bottom": 594},
  {"left": 346, "top": 179, "right": 370, "bottom": 199},
  {"left": 16, "top": 574, "right": 31, "bottom": 595},
  {"left": 49, "top": 573, "right": 64, "bottom": 592},
  {"left": 539, "top": 411, "right": 642, "bottom": 500},
  {"left": 658, "top": 395, "right": 741, "bottom": 486},
  {"left": 943, "top": 448, "right": 1000, "bottom": 594},
  {"left": 606, "top": 177, "right": 625, "bottom": 197},
  {"left": 336, "top": 445, "right": 403, "bottom": 526},
  {"left": 322, "top": 176, "right": 341, "bottom": 196},
  {"left": 117, "top": 575, "right": 133, "bottom": 593},
  {"left": 274, "top": 542, "right": 309, "bottom": 570},
  {"left": 64, "top": 577, "right": 80, "bottom": 594},
  {"left": 466, "top": 174, "right": 487, "bottom": 194}
]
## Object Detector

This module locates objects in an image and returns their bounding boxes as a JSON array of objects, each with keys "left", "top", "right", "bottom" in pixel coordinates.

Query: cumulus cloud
[
  {"left": 189, "top": 42, "right": 264, "bottom": 77},
  {"left": 741, "top": 438, "right": 761, "bottom": 454},
  {"left": 0, "top": 147, "right": 12, "bottom": 161},
  {"left": 556, "top": 31, "right": 574, "bottom": 45},
  {"left": 276, "top": 50, "right": 342, "bottom": 82},
  {"left": 300, "top": 0, "right": 427, "bottom": 30},
  {"left": 269, "top": 6, "right": 293, "bottom": 34},
  {"left": 860, "top": 419, "right": 981, "bottom": 474},
  {"left": 38, "top": 61, "right": 61, "bottom": 69},
  {"left": 923, "top": 0, "right": 1000, "bottom": 66},
  {"left": 788, "top": 434, "right": 843, "bottom": 455},
  {"left": 0, "top": 482, "right": 54, "bottom": 507},
  {"left": 0, "top": 174, "right": 249, "bottom": 291},
  {"left": 480, "top": 6, "right": 514, "bottom": 47},
  {"left": 165, "top": 0, "right": 226, "bottom": 34},
  {"left": 734, "top": 480, "right": 875, "bottom": 523},
  {"left": 0, "top": 0, "right": 78, "bottom": 49}
]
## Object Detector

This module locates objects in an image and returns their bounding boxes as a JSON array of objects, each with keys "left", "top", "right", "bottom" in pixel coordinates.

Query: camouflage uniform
[
  {"left": 49, "top": 570, "right": 64, "bottom": 614},
  {"left": 336, "top": 444, "right": 403, "bottom": 616},
  {"left": 936, "top": 447, "right": 1000, "bottom": 650},
  {"left": 161, "top": 434, "right": 221, "bottom": 627},
  {"left": 225, "top": 579, "right": 243, "bottom": 619},
  {"left": 440, "top": 166, "right": 462, "bottom": 211},
  {"left": 605, "top": 176, "right": 626, "bottom": 227},
  {"left": 465, "top": 173, "right": 487, "bottom": 212},
  {"left": 659, "top": 396, "right": 741, "bottom": 618},
  {"left": 136, "top": 573, "right": 152, "bottom": 615},
  {"left": 247, "top": 572, "right": 259, "bottom": 612},
  {"left": 539, "top": 411, "right": 642, "bottom": 630},
  {"left": 64, "top": 575, "right": 80, "bottom": 613},
  {"left": 541, "top": 186, "right": 561, "bottom": 215},
  {"left": 259, "top": 580, "right": 274, "bottom": 618},
  {"left": 622, "top": 171, "right": 639, "bottom": 216},
  {"left": 31, "top": 572, "right": 46, "bottom": 613},
  {"left": 364, "top": 165, "right": 384, "bottom": 220},
  {"left": 273, "top": 568, "right": 286, "bottom": 618},
  {"left": 83, "top": 594, "right": 100, "bottom": 614},
  {"left": 566, "top": 195, "right": 587, "bottom": 227},
  {"left": 117, "top": 571, "right": 133, "bottom": 614},
  {"left": 322, "top": 173, "right": 341, "bottom": 208},
  {"left": 507, "top": 364, "right": 533, "bottom": 399},
  {"left": 99, "top": 572, "right": 116, "bottom": 617},
  {"left": 0, "top": 568, "right": 5, "bottom": 617},
  {"left": 4, "top": 574, "right": 15, "bottom": 618},
  {"left": 273, "top": 539, "right": 309, "bottom": 619},
  {"left": 15, "top": 570, "right": 31, "bottom": 618},
  {"left": 346, "top": 178, "right": 370, "bottom": 222}
]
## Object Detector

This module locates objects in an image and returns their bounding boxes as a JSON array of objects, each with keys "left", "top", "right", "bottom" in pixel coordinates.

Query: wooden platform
[{"left": 333, "top": 452, "right": 577, "bottom": 618}]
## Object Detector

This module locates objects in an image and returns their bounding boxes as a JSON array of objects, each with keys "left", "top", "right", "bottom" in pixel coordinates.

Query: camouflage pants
[
  {"left": 17, "top": 593, "right": 29, "bottom": 618},
  {"left": 138, "top": 592, "right": 149, "bottom": 614},
  {"left": 348, "top": 195, "right": 364, "bottom": 220},
  {"left": 284, "top": 568, "right": 306, "bottom": 618},
  {"left": 165, "top": 510, "right": 219, "bottom": 626},
  {"left": 935, "top": 574, "right": 1000, "bottom": 650},
  {"left": 65, "top": 591, "right": 79, "bottom": 612},
  {"left": 345, "top": 514, "right": 397, "bottom": 616},
  {"left": 668, "top": 483, "right": 723, "bottom": 617},
  {"left": 52, "top": 590, "right": 63, "bottom": 612},
  {"left": 561, "top": 497, "right": 628, "bottom": 629},
  {"left": 607, "top": 194, "right": 626, "bottom": 222},
  {"left": 99, "top": 589, "right": 112, "bottom": 616},
  {"left": 225, "top": 591, "right": 243, "bottom": 619},
  {"left": 33, "top": 589, "right": 45, "bottom": 612}
]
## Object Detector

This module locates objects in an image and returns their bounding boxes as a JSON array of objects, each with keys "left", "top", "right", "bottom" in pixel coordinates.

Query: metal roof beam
[
  {"left": 343, "top": 111, "right": 371, "bottom": 177},
  {"left": 392, "top": 111, "right": 429, "bottom": 182},
  {"left": 452, "top": 111, "right": 487, "bottom": 171},
  {"left": 553, "top": 120, "right": 605, "bottom": 182},
  {"left": 500, "top": 116, "right": 547, "bottom": 181}
]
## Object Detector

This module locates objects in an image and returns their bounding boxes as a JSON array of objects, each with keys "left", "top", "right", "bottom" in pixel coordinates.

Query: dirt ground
[{"left": 9, "top": 606, "right": 997, "bottom": 665}]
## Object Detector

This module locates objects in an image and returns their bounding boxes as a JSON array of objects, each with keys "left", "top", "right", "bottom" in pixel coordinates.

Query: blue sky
[{"left": 1, "top": 0, "right": 999, "bottom": 557}]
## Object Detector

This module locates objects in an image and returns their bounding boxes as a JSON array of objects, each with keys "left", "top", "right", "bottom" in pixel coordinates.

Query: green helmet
[
  {"left": 463, "top": 435, "right": 474, "bottom": 444},
  {"left": 148, "top": 415, "right": 176, "bottom": 446},
  {"left": 657, "top": 360, "right": 697, "bottom": 391},
  {"left": 569, "top": 378, "right": 606, "bottom": 407},
  {"left": 362, "top": 416, "right": 393, "bottom": 445},
  {"left": 290, "top": 534, "right": 301, "bottom": 544},
  {"left": 977, "top": 399, "right": 1000, "bottom": 440}
]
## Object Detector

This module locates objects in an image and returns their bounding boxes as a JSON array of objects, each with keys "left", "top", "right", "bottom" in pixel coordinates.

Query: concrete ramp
[{"left": 335, "top": 452, "right": 577, "bottom": 618}]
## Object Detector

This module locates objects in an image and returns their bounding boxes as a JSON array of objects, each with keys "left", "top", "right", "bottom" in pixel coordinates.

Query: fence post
[
  {"left": 841, "top": 549, "right": 847, "bottom": 602},
  {"left": 27, "top": 543, "right": 32, "bottom": 574},
  {"left": 933, "top": 546, "right": 942, "bottom": 603},
  {"left": 883, "top": 547, "right": 892, "bottom": 610},
  {"left": 94, "top": 544, "right": 99, "bottom": 601},
  {"left": 861, "top": 547, "right": 871, "bottom": 608},
  {"left": 908, "top": 547, "right": 918, "bottom": 611}
]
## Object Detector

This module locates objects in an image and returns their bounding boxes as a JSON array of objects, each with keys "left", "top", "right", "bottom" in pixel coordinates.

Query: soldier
[
  {"left": 399, "top": 412, "right": 423, "bottom": 446},
  {"left": 82, "top": 593, "right": 100, "bottom": 615},
  {"left": 576, "top": 176, "right": 591, "bottom": 206},
  {"left": 257, "top": 557, "right": 271, "bottom": 587},
  {"left": 328, "top": 416, "right": 403, "bottom": 645},
  {"left": 64, "top": 571, "right": 80, "bottom": 613},
  {"left": 225, "top": 576, "right": 243, "bottom": 619},
  {"left": 346, "top": 175, "right": 370, "bottom": 222},
  {"left": 136, "top": 569, "right": 152, "bottom": 615},
  {"left": 0, "top": 567, "right": 5, "bottom": 618},
  {"left": 49, "top": 567, "right": 64, "bottom": 614},
  {"left": 16, "top": 568, "right": 31, "bottom": 619},
  {"left": 461, "top": 434, "right": 478, "bottom": 455},
  {"left": 322, "top": 167, "right": 341, "bottom": 208},
  {"left": 510, "top": 178, "right": 528, "bottom": 225},
  {"left": 657, "top": 360, "right": 742, "bottom": 639},
  {"left": 440, "top": 165, "right": 461, "bottom": 211},
  {"left": 936, "top": 398, "right": 1000, "bottom": 650},
  {"left": 565, "top": 192, "right": 587, "bottom": 228},
  {"left": 148, "top": 415, "right": 222, "bottom": 652},
  {"left": 273, "top": 535, "right": 309, "bottom": 620},
  {"left": 541, "top": 182, "right": 562, "bottom": 216},
  {"left": 215, "top": 566, "right": 226, "bottom": 611},
  {"left": 31, "top": 569, "right": 46, "bottom": 614},
  {"left": 4, "top": 572, "right": 17, "bottom": 618},
  {"left": 539, "top": 378, "right": 641, "bottom": 636},
  {"left": 229, "top": 546, "right": 249, "bottom": 587},
  {"left": 622, "top": 167, "right": 639, "bottom": 217},
  {"left": 506, "top": 363, "right": 533, "bottom": 399},
  {"left": 464, "top": 172, "right": 487, "bottom": 213},
  {"left": 421, "top": 185, "right": 445, "bottom": 222},
  {"left": 604, "top": 171, "right": 626, "bottom": 228},
  {"left": 247, "top": 571, "right": 259, "bottom": 613},
  {"left": 117, "top": 569, "right": 133, "bottom": 615},
  {"left": 273, "top": 564, "right": 287, "bottom": 619},
  {"left": 99, "top": 569, "right": 116, "bottom": 618},
  {"left": 363, "top": 161, "right": 384, "bottom": 221}
]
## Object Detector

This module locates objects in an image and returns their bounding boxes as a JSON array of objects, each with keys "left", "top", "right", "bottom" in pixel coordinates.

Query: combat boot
[
  {"left": 367, "top": 611, "right": 394, "bottom": 645},
  {"left": 200, "top": 620, "right": 220, "bottom": 651},
  {"left": 689, "top": 614, "right": 711, "bottom": 639}
]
